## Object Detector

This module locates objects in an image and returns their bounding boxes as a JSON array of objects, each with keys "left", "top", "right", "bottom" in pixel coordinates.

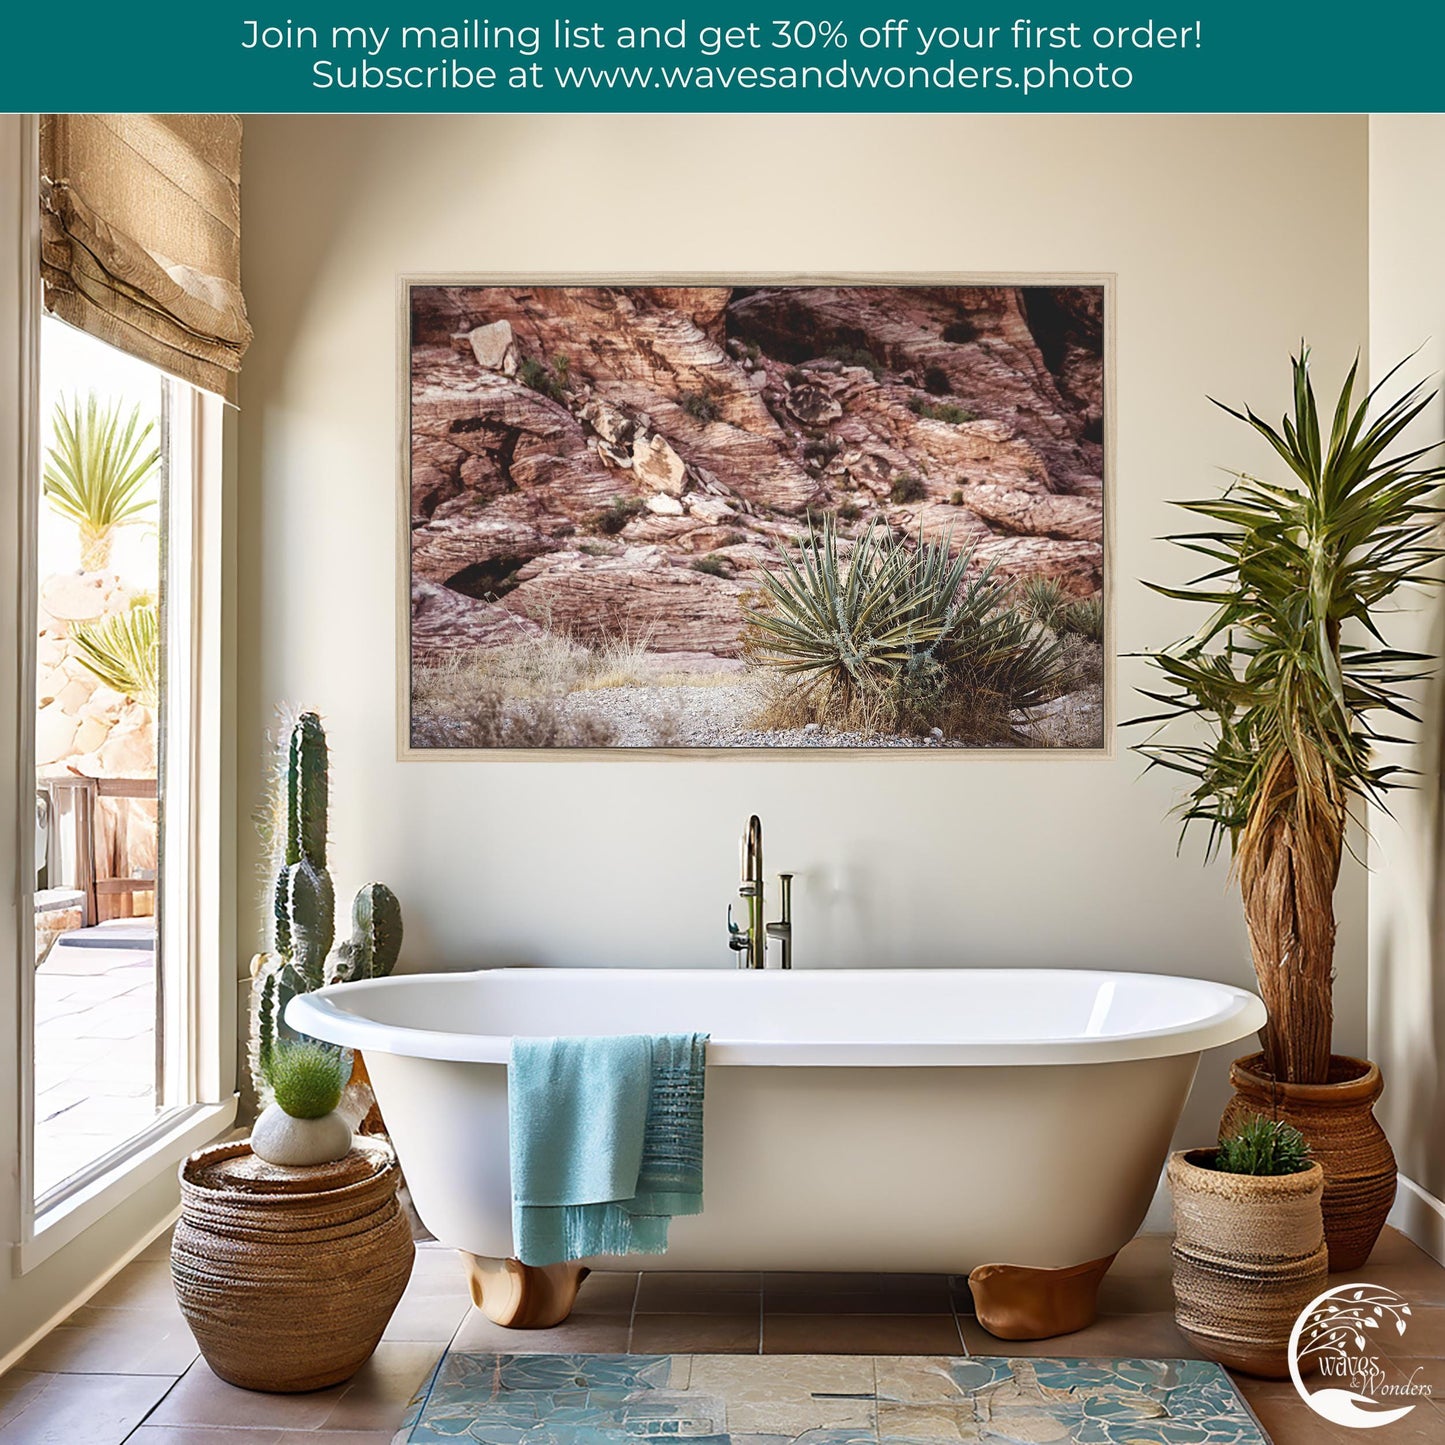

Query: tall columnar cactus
[
  {"left": 250, "top": 710, "right": 405, "bottom": 1107},
  {"left": 254, "top": 711, "right": 335, "bottom": 1075},
  {"left": 273, "top": 711, "right": 334, "bottom": 986},
  {"left": 326, "top": 883, "right": 404, "bottom": 985}
]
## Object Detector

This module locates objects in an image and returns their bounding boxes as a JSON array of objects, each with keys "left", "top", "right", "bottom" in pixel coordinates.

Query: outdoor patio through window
[{"left": 33, "top": 318, "right": 169, "bottom": 1202}]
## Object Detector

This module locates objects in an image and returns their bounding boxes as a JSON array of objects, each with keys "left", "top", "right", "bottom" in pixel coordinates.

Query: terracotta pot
[
  {"left": 172, "top": 1139, "right": 413, "bottom": 1392},
  {"left": 1222, "top": 1053, "right": 1396, "bottom": 1273},
  {"left": 1168, "top": 1149, "right": 1328, "bottom": 1378}
]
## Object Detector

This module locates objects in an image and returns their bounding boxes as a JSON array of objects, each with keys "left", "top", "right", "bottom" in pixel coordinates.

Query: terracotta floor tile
[
  {"left": 145, "top": 1343, "right": 442, "bottom": 1434},
  {"left": 15, "top": 1304, "right": 198, "bottom": 1376},
  {"left": 1328, "top": 1229, "right": 1445, "bottom": 1304},
  {"left": 763, "top": 1272, "right": 940, "bottom": 1292},
  {"left": 0, "top": 1376, "right": 50, "bottom": 1431},
  {"left": 629, "top": 1311, "right": 761, "bottom": 1354},
  {"left": 274, "top": 1434, "right": 399, "bottom": 1444},
  {"left": 316, "top": 1342, "right": 447, "bottom": 1430},
  {"left": 0, "top": 1371, "right": 175, "bottom": 1444},
  {"left": 403, "top": 1247, "right": 470, "bottom": 1294},
  {"left": 1378, "top": 1305, "right": 1445, "bottom": 1360},
  {"left": 574, "top": 1270, "right": 639, "bottom": 1314},
  {"left": 764, "top": 1273, "right": 953, "bottom": 1315},
  {"left": 146, "top": 1359, "right": 346, "bottom": 1430},
  {"left": 87, "top": 1259, "right": 176, "bottom": 1309},
  {"left": 1378, "top": 1355, "right": 1445, "bottom": 1397},
  {"left": 130, "top": 1431, "right": 395, "bottom": 1444},
  {"left": 128, "top": 1430, "right": 285, "bottom": 1444},
  {"left": 636, "top": 1271, "right": 761, "bottom": 1313},
  {"left": 450, "top": 1308, "right": 631, "bottom": 1355},
  {"left": 962, "top": 1308, "right": 1196, "bottom": 1358},
  {"left": 1098, "top": 1271, "right": 1176, "bottom": 1315},
  {"left": 764, "top": 1313, "right": 964, "bottom": 1355},
  {"left": 380, "top": 1290, "right": 471, "bottom": 1343}
]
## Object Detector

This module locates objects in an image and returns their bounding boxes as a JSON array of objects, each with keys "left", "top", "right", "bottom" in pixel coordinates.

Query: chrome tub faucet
[{"left": 727, "top": 814, "right": 793, "bottom": 969}]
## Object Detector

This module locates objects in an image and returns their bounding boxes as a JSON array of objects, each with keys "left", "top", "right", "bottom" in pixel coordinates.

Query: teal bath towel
[{"left": 509, "top": 1032, "right": 708, "bottom": 1267}]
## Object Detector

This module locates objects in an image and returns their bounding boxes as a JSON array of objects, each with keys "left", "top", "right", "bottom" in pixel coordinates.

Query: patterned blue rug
[{"left": 394, "top": 1351, "right": 1270, "bottom": 1443}]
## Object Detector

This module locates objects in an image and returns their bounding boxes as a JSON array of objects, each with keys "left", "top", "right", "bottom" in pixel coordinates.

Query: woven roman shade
[{"left": 40, "top": 114, "right": 252, "bottom": 401}]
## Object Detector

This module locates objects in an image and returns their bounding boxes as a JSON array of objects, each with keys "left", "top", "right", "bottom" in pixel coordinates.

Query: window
[{"left": 30, "top": 315, "right": 219, "bottom": 1211}]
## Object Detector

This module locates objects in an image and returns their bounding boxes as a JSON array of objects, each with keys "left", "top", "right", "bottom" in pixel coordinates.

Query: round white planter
[{"left": 250, "top": 1102, "right": 353, "bottom": 1167}]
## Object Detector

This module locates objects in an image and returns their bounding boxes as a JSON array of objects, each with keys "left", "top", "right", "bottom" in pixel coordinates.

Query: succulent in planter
[
  {"left": 1211, "top": 1115, "right": 1312, "bottom": 1176},
  {"left": 1135, "top": 345, "right": 1445, "bottom": 1267},
  {"left": 250, "top": 1037, "right": 353, "bottom": 1167},
  {"left": 1169, "top": 1116, "right": 1328, "bottom": 1378}
]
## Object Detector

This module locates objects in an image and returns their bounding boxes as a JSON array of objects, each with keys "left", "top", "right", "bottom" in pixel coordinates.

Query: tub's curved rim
[{"left": 285, "top": 966, "right": 1266, "bottom": 1068}]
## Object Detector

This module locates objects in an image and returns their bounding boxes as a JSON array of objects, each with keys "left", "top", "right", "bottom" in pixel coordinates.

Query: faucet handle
[{"left": 727, "top": 902, "right": 749, "bottom": 950}]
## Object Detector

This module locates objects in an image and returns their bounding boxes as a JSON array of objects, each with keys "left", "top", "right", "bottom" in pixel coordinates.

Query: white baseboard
[
  {"left": 1389, "top": 1173, "right": 1445, "bottom": 1265},
  {"left": 0, "top": 1203, "right": 179, "bottom": 1378}
]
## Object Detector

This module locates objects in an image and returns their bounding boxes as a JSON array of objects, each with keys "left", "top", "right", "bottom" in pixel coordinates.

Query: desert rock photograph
[{"left": 407, "top": 283, "right": 1106, "bottom": 749}]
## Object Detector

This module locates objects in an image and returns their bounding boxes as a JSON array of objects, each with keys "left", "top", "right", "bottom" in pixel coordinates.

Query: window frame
[{"left": 11, "top": 116, "right": 237, "bottom": 1273}]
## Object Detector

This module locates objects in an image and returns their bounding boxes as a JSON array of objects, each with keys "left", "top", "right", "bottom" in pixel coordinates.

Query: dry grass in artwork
[
  {"left": 411, "top": 655, "right": 617, "bottom": 749},
  {"left": 457, "top": 627, "right": 655, "bottom": 697}
]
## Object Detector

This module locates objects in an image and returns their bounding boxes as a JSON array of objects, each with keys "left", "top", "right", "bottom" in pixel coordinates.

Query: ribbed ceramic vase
[
  {"left": 172, "top": 1138, "right": 414, "bottom": 1392},
  {"left": 1221, "top": 1052, "right": 1396, "bottom": 1273},
  {"left": 1168, "top": 1150, "right": 1328, "bottom": 1379}
]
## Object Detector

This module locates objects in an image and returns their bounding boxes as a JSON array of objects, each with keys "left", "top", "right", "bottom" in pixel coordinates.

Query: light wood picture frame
[{"left": 398, "top": 275, "right": 1113, "bottom": 760}]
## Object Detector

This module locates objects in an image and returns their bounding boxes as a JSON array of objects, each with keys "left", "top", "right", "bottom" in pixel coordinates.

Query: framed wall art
[{"left": 401, "top": 277, "right": 1108, "bottom": 755}]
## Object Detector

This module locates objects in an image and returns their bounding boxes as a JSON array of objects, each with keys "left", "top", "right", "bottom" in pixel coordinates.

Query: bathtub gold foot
[
  {"left": 968, "top": 1253, "right": 1117, "bottom": 1341},
  {"left": 460, "top": 1254, "right": 590, "bottom": 1328}
]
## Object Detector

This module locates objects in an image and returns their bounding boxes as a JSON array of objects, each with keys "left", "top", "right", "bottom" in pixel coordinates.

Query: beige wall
[
  {"left": 1368, "top": 115, "right": 1445, "bottom": 1258},
  {"left": 236, "top": 114, "right": 1370, "bottom": 1147}
]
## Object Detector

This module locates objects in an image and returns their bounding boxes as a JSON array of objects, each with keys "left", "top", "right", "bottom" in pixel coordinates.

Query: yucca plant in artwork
[
  {"left": 70, "top": 601, "right": 160, "bottom": 708},
  {"left": 43, "top": 393, "right": 159, "bottom": 571},
  {"left": 745, "top": 514, "right": 1062, "bottom": 739},
  {"left": 1134, "top": 346, "right": 1445, "bottom": 1084}
]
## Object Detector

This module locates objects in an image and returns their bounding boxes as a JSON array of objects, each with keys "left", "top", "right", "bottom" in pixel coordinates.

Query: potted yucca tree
[{"left": 1135, "top": 346, "right": 1444, "bottom": 1270}]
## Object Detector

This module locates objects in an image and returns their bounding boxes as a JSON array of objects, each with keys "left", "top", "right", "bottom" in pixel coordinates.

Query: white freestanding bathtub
[{"left": 288, "top": 967, "right": 1264, "bottom": 1336}]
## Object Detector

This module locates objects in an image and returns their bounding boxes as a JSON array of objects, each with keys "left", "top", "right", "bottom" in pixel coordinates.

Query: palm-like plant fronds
[
  {"left": 1133, "top": 346, "right": 1445, "bottom": 1082},
  {"left": 70, "top": 603, "right": 160, "bottom": 708},
  {"left": 745, "top": 515, "right": 1063, "bottom": 738},
  {"left": 1062, "top": 596, "right": 1106, "bottom": 642},
  {"left": 1017, "top": 575, "right": 1070, "bottom": 633},
  {"left": 43, "top": 393, "right": 159, "bottom": 571}
]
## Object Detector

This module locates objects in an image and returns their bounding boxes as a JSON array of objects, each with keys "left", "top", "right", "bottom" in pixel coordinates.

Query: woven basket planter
[
  {"left": 1222, "top": 1052, "right": 1396, "bottom": 1273},
  {"left": 1168, "top": 1149, "right": 1327, "bottom": 1379},
  {"left": 173, "top": 1138, "right": 414, "bottom": 1392}
]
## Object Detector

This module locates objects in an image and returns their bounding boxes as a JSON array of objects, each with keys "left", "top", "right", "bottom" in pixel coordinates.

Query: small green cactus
[
  {"left": 1213, "top": 1115, "right": 1313, "bottom": 1176},
  {"left": 327, "top": 883, "right": 404, "bottom": 986},
  {"left": 264, "top": 1037, "right": 347, "bottom": 1120}
]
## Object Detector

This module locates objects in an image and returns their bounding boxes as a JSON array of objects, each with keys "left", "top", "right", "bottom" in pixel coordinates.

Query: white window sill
[{"left": 16, "top": 1096, "right": 238, "bottom": 1274}]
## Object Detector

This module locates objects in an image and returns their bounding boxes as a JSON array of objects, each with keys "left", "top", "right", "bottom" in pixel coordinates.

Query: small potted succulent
[
  {"left": 251, "top": 1037, "right": 353, "bottom": 1167},
  {"left": 1169, "top": 1116, "right": 1327, "bottom": 1378}
]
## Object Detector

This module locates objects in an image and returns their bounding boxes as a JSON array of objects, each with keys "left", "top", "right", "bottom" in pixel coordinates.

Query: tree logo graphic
[{"left": 1288, "top": 1284, "right": 1431, "bottom": 1428}]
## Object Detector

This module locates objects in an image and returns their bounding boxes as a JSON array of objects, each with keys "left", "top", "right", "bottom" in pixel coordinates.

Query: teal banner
[{"left": 3, "top": 3, "right": 1440, "bottom": 111}]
